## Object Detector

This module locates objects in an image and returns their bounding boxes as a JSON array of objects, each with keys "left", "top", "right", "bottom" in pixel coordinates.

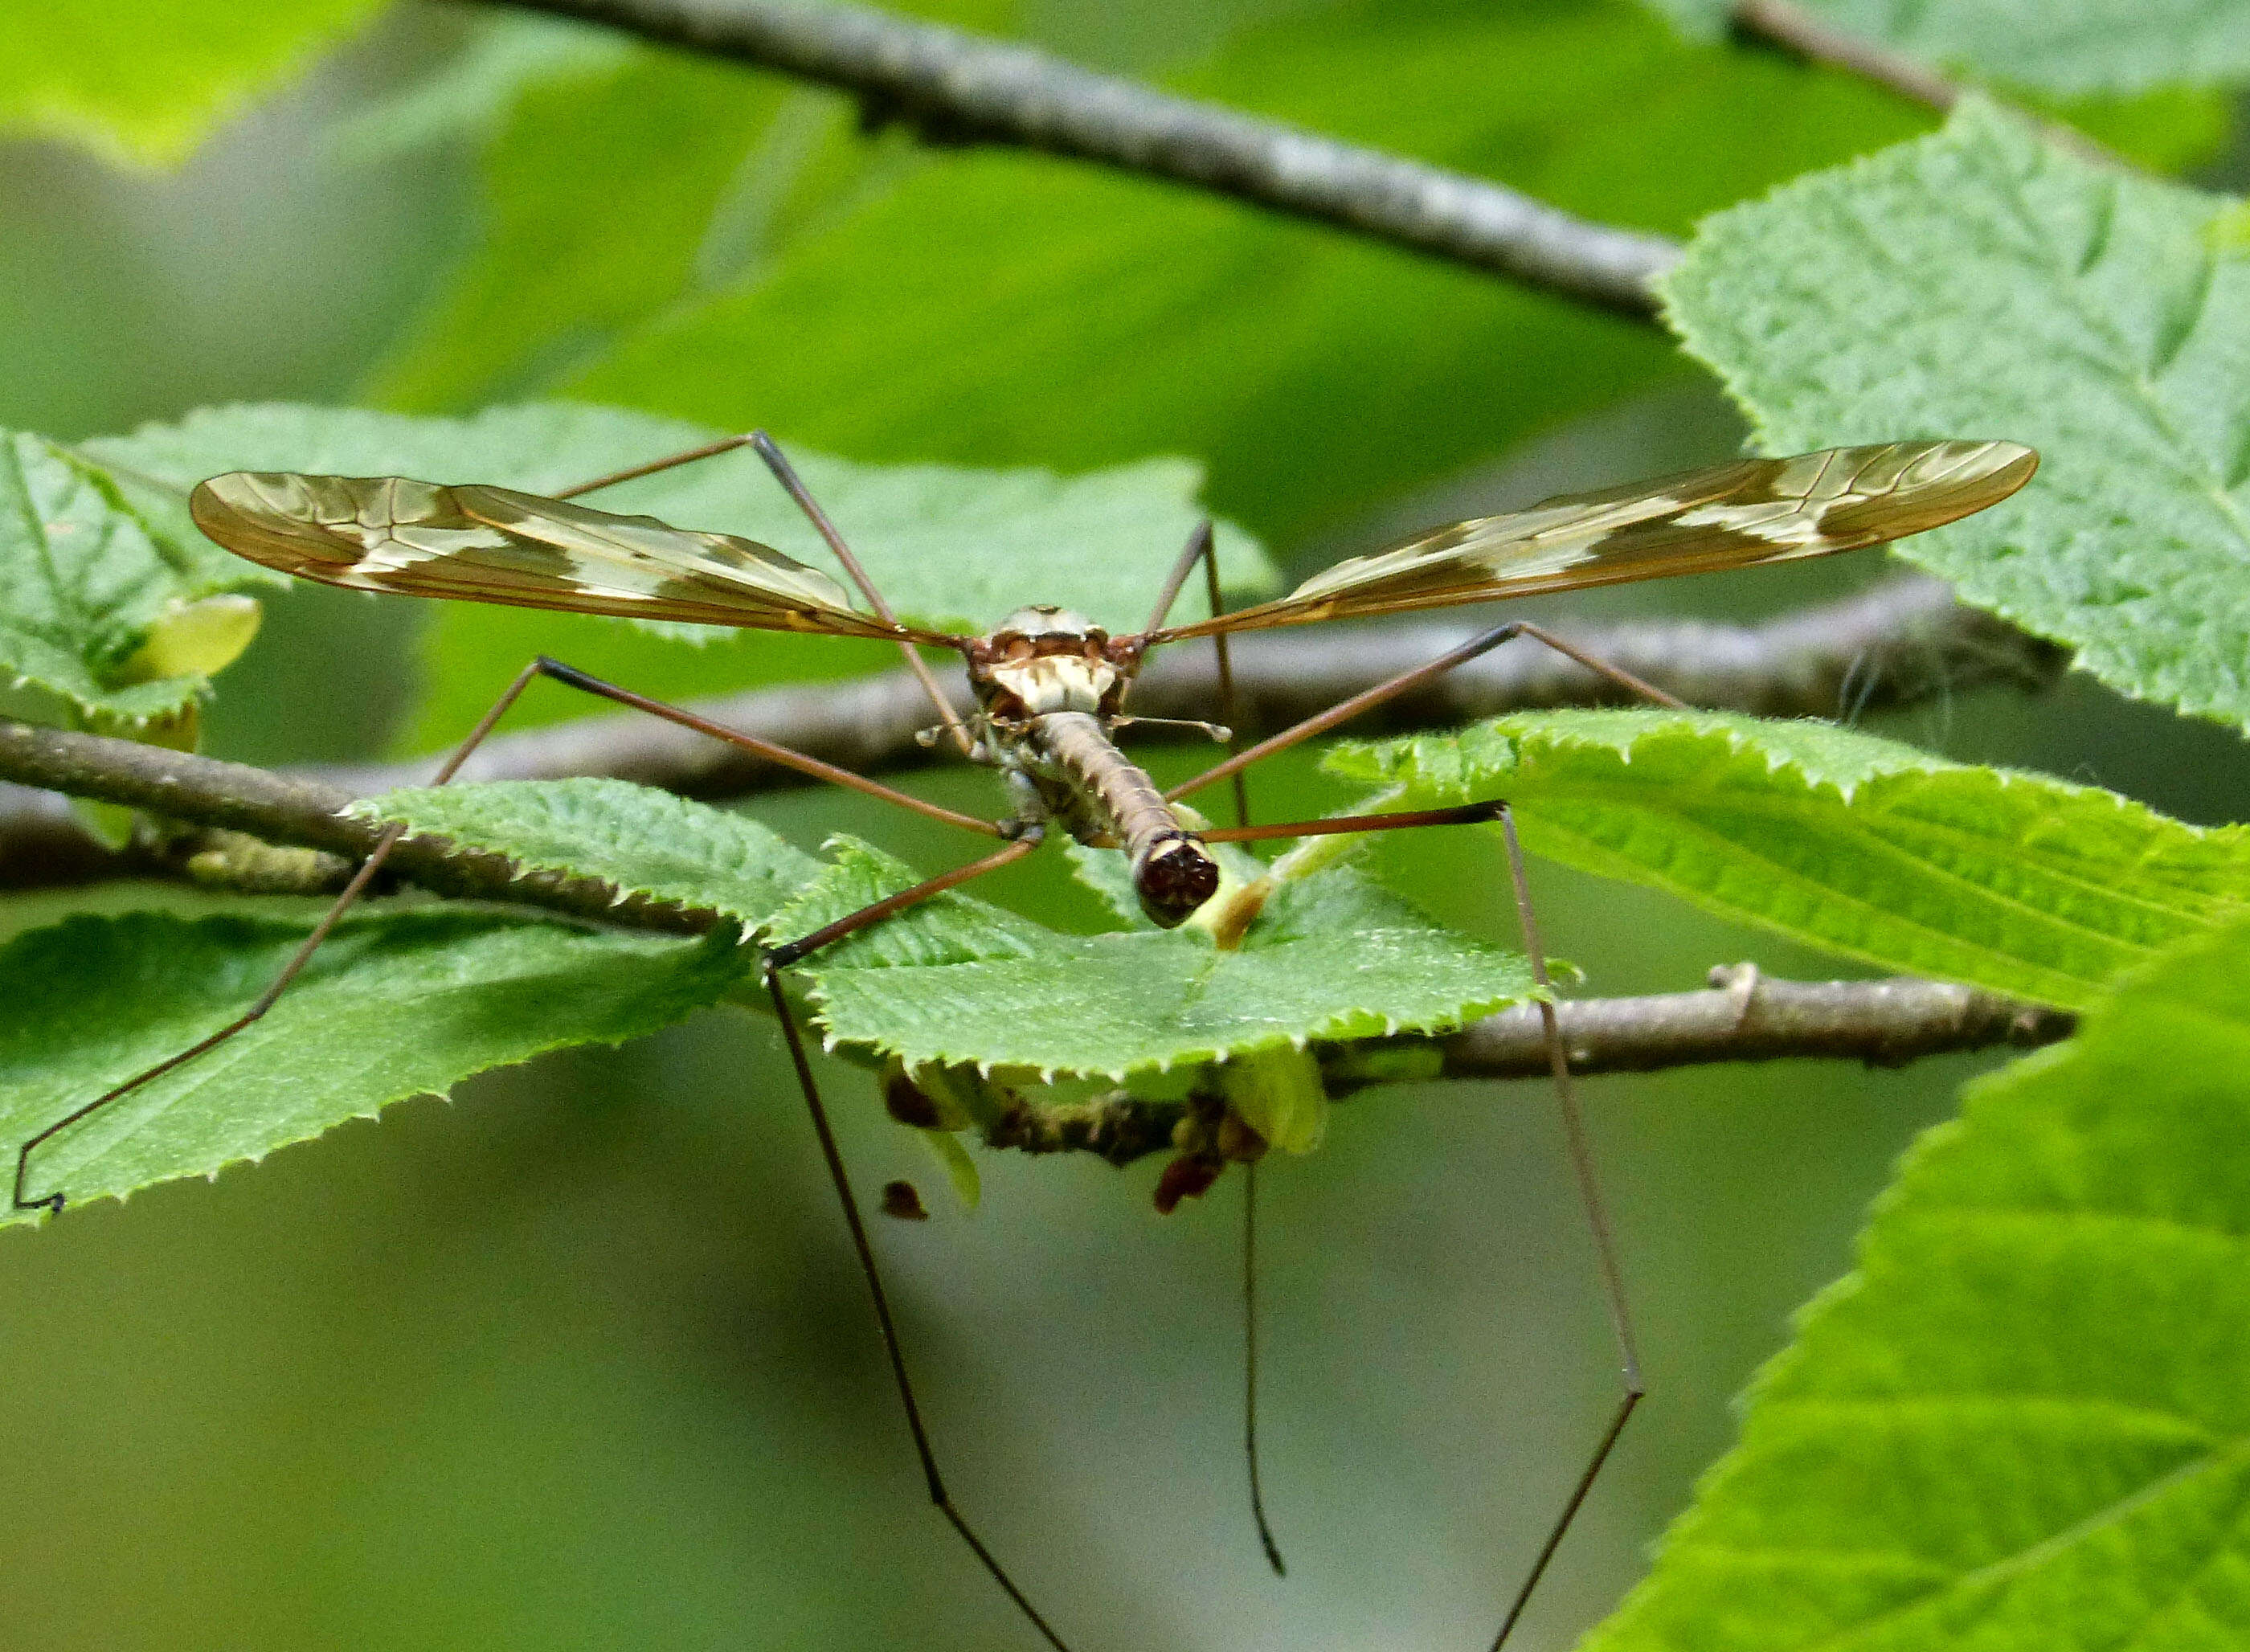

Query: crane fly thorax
[{"left": 963, "top": 606, "right": 1144, "bottom": 723}]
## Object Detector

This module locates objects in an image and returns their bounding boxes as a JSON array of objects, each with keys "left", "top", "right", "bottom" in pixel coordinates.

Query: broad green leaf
[
  {"left": 81, "top": 400, "right": 1274, "bottom": 640},
  {"left": 1585, "top": 911, "right": 2250, "bottom": 1652},
  {"left": 321, "top": 13, "right": 625, "bottom": 164},
  {"left": 0, "top": 431, "right": 269, "bottom": 721},
  {"left": 351, "top": 779, "right": 1048, "bottom": 968},
  {"left": 0, "top": 909, "right": 752, "bottom": 1223},
  {"left": 364, "top": 47, "right": 801, "bottom": 409},
  {"left": 352, "top": 778, "right": 826, "bottom": 929},
  {"left": 1332, "top": 709, "right": 2250, "bottom": 1010},
  {"left": 1663, "top": 100, "right": 2250, "bottom": 731},
  {"left": 803, "top": 863, "right": 1533, "bottom": 1078},
  {"left": 0, "top": 0, "right": 381, "bottom": 165},
  {"left": 1651, "top": 0, "right": 2250, "bottom": 100},
  {"left": 481, "top": 0, "right": 1929, "bottom": 542},
  {"left": 354, "top": 777, "right": 1530, "bottom": 1077}
]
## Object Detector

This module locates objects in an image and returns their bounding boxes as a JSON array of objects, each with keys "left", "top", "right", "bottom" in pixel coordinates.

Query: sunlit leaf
[
  {"left": 355, "top": 777, "right": 1531, "bottom": 1078},
  {"left": 0, "top": 432, "right": 270, "bottom": 720},
  {"left": 1663, "top": 100, "right": 2250, "bottom": 730},
  {"left": 0, "top": 0, "right": 382, "bottom": 165},
  {"left": 1585, "top": 910, "right": 2250, "bottom": 1651},
  {"left": 1332, "top": 709, "right": 2250, "bottom": 1009},
  {"left": 0, "top": 909, "right": 752, "bottom": 1224}
]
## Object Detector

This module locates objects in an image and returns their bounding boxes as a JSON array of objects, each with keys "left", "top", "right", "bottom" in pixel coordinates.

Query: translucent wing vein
[
  {"left": 189, "top": 472, "right": 951, "bottom": 641},
  {"left": 1150, "top": 440, "right": 2038, "bottom": 640}
]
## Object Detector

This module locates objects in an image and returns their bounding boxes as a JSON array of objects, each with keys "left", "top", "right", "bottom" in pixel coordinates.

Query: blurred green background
[{"left": 6, "top": 3, "right": 2250, "bottom": 1650}]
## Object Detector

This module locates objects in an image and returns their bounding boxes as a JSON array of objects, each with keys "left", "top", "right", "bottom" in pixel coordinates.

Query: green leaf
[
  {"left": 354, "top": 777, "right": 1530, "bottom": 1078},
  {"left": 0, "top": 909, "right": 752, "bottom": 1222},
  {"left": 1331, "top": 709, "right": 2250, "bottom": 1011},
  {"left": 1677, "top": 0, "right": 2250, "bottom": 100},
  {"left": 1585, "top": 911, "right": 2250, "bottom": 1651},
  {"left": 352, "top": 778, "right": 825, "bottom": 929},
  {"left": 81, "top": 400, "right": 1274, "bottom": 642},
  {"left": 362, "top": 46, "right": 800, "bottom": 409},
  {"left": 0, "top": 0, "right": 382, "bottom": 165},
  {"left": 423, "top": 0, "right": 1929, "bottom": 542},
  {"left": 804, "top": 862, "right": 1533, "bottom": 1079},
  {"left": 1662, "top": 100, "right": 2250, "bottom": 731},
  {"left": 351, "top": 779, "right": 1049, "bottom": 969},
  {"left": 0, "top": 432, "right": 269, "bottom": 721}
]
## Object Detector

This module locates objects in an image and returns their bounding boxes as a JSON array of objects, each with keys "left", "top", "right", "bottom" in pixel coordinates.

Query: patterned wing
[
  {"left": 189, "top": 472, "right": 955, "bottom": 643},
  {"left": 1149, "top": 440, "right": 2037, "bottom": 640}
]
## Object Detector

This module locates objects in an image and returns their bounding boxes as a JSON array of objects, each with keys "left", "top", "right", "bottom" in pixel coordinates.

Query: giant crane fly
[{"left": 15, "top": 429, "right": 2036, "bottom": 1650}]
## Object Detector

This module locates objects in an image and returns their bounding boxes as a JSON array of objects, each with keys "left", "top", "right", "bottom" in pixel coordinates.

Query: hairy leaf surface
[
  {"left": 1333, "top": 709, "right": 2250, "bottom": 1009},
  {"left": 0, "top": 432, "right": 267, "bottom": 720},
  {"left": 0, "top": 910, "right": 751, "bottom": 1223},
  {"left": 1586, "top": 912, "right": 2250, "bottom": 1650},
  {"left": 1664, "top": 100, "right": 2250, "bottom": 730},
  {"left": 357, "top": 778, "right": 1531, "bottom": 1077}
]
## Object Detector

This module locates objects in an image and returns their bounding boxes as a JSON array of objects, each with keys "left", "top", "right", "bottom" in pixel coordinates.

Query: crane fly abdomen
[{"left": 1032, "top": 710, "right": 1220, "bottom": 927}]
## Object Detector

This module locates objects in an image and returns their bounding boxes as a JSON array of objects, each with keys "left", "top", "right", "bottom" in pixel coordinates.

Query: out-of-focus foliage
[
  {"left": 1588, "top": 910, "right": 2250, "bottom": 1651},
  {"left": 1667, "top": 101, "right": 2250, "bottom": 733},
  {"left": 1650, "top": 0, "right": 2250, "bottom": 100},
  {"left": 384, "top": 0, "right": 1936, "bottom": 542},
  {"left": 0, "top": 0, "right": 384, "bottom": 164}
]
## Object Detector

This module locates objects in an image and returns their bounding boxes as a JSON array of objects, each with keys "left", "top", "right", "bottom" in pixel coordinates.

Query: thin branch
[
  {"left": 0, "top": 720, "right": 709, "bottom": 936},
  {"left": 1731, "top": 0, "right": 1959, "bottom": 112},
  {"left": 985, "top": 967, "right": 2072, "bottom": 1167},
  {"left": 1729, "top": 0, "right": 2123, "bottom": 170},
  {"left": 0, "top": 582, "right": 2063, "bottom": 875},
  {"left": 0, "top": 720, "right": 2074, "bottom": 1150},
  {"left": 492, "top": 0, "right": 1681, "bottom": 318},
  {"left": 1420, "top": 963, "right": 2074, "bottom": 1082},
  {"left": 0, "top": 575, "right": 2064, "bottom": 883}
]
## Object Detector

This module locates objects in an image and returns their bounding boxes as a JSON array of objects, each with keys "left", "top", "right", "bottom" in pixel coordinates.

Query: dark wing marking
[
  {"left": 189, "top": 472, "right": 956, "bottom": 643},
  {"left": 1148, "top": 440, "right": 2038, "bottom": 641}
]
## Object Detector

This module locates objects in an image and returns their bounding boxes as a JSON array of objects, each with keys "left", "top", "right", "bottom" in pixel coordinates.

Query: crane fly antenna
[{"left": 750, "top": 430, "right": 976, "bottom": 759}]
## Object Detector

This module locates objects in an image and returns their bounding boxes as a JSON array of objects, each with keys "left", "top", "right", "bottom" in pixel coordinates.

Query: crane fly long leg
[
  {"left": 10, "top": 658, "right": 1009, "bottom": 1216},
  {"left": 548, "top": 432, "right": 762, "bottom": 501},
  {"left": 1164, "top": 620, "right": 1683, "bottom": 806},
  {"left": 749, "top": 431, "right": 976, "bottom": 760},
  {"left": 759, "top": 827, "right": 1070, "bottom": 1650},
  {"left": 1488, "top": 803, "right": 1642, "bottom": 1651},
  {"left": 1198, "top": 801, "right": 1505, "bottom": 842},
  {"left": 10, "top": 656, "right": 549, "bottom": 1214},
  {"left": 765, "top": 831, "right": 1043, "bottom": 968},
  {"left": 527, "top": 658, "right": 1001, "bottom": 837},
  {"left": 1145, "top": 520, "right": 1274, "bottom": 1565},
  {"left": 538, "top": 426, "right": 976, "bottom": 761}
]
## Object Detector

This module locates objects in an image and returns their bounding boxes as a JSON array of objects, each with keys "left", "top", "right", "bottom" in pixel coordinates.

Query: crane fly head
[{"left": 964, "top": 605, "right": 1147, "bottom": 722}]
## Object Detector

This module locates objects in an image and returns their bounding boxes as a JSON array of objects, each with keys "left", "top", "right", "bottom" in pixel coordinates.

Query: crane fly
[{"left": 14, "top": 430, "right": 2036, "bottom": 1651}]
